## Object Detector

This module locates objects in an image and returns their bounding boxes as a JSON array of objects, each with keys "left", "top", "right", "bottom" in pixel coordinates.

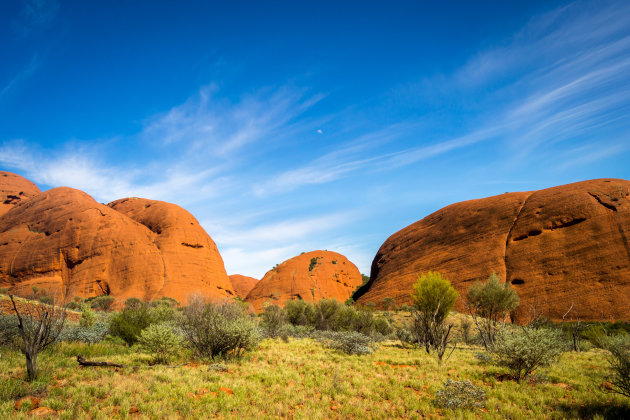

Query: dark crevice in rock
[
  {"left": 588, "top": 192, "right": 618, "bottom": 212},
  {"left": 504, "top": 193, "right": 533, "bottom": 284},
  {"left": 181, "top": 242, "right": 203, "bottom": 248}
]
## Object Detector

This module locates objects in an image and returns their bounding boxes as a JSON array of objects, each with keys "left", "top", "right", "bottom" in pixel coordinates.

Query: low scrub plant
[
  {"left": 260, "top": 304, "right": 287, "bottom": 338},
  {"left": 315, "top": 331, "right": 375, "bottom": 355},
  {"left": 601, "top": 334, "right": 630, "bottom": 398},
  {"left": 0, "top": 314, "right": 19, "bottom": 347},
  {"left": 180, "top": 296, "right": 260, "bottom": 360},
  {"left": 138, "top": 323, "right": 183, "bottom": 364},
  {"left": 58, "top": 321, "right": 109, "bottom": 344},
  {"left": 108, "top": 300, "right": 153, "bottom": 346},
  {"left": 491, "top": 326, "right": 564, "bottom": 382},
  {"left": 434, "top": 379, "right": 486, "bottom": 410}
]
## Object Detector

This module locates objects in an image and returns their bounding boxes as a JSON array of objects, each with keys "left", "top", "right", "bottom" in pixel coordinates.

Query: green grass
[{"left": 1, "top": 337, "right": 628, "bottom": 419}]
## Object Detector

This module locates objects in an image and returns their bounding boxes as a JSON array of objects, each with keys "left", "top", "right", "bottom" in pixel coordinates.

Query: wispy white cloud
[{"left": 143, "top": 84, "right": 324, "bottom": 156}]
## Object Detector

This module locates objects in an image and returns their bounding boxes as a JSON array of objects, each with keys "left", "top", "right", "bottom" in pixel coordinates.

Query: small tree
[
  {"left": 109, "top": 299, "right": 153, "bottom": 346},
  {"left": 79, "top": 303, "right": 96, "bottom": 328},
  {"left": 466, "top": 273, "right": 519, "bottom": 349},
  {"left": 491, "top": 326, "right": 563, "bottom": 383},
  {"left": 9, "top": 294, "right": 67, "bottom": 381},
  {"left": 382, "top": 297, "right": 396, "bottom": 312},
  {"left": 410, "top": 272, "right": 458, "bottom": 366},
  {"left": 260, "top": 304, "right": 287, "bottom": 338},
  {"left": 601, "top": 334, "right": 630, "bottom": 398}
]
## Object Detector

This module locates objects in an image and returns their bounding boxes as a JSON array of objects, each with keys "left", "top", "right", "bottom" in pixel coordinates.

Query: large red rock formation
[
  {"left": 108, "top": 197, "right": 234, "bottom": 303},
  {"left": 229, "top": 274, "right": 258, "bottom": 299},
  {"left": 0, "top": 184, "right": 234, "bottom": 303},
  {"left": 356, "top": 179, "right": 630, "bottom": 322},
  {"left": 0, "top": 171, "right": 41, "bottom": 218},
  {"left": 245, "top": 250, "right": 363, "bottom": 312}
]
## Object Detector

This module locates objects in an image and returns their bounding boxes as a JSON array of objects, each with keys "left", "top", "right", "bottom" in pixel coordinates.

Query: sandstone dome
[
  {"left": 245, "top": 250, "right": 363, "bottom": 312},
  {"left": 355, "top": 179, "right": 630, "bottom": 322},
  {"left": 0, "top": 171, "right": 41, "bottom": 218}
]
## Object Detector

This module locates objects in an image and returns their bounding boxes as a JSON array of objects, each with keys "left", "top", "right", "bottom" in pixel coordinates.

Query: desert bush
[
  {"left": 108, "top": 299, "right": 153, "bottom": 346},
  {"left": 410, "top": 272, "right": 458, "bottom": 365},
  {"left": 260, "top": 304, "right": 287, "bottom": 338},
  {"left": 381, "top": 297, "right": 396, "bottom": 311},
  {"left": 460, "top": 319, "right": 472, "bottom": 345},
  {"left": 284, "top": 299, "right": 315, "bottom": 326},
  {"left": 434, "top": 379, "right": 486, "bottom": 410},
  {"left": 396, "top": 325, "right": 416, "bottom": 348},
  {"left": 79, "top": 303, "right": 96, "bottom": 328},
  {"left": 209, "top": 363, "right": 229, "bottom": 372},
  {"left": 59, "top": 321, "right": 109, "bottom": 344},
  {"left": 373, "top": 316, "right": 394, "bottom": 337},
  {"left": 87, "top": 295, "right": 115, "bottom": 312},
  {"left": 474, "top": 352, "right": 493, "bottom": 365},
  {"left": 491, "top": 326, "right": 564, "bottom": 382},
  {"left": 0, "top": 314, "right": 20, "bottom": 347},
  {"left": 180, "top": 296, "right": 260, "bottom": 360},
  {"left": 315, "top": 331, "right": 375, "bottom": 355},
  {"left": 466, "top": 273, "right": 519, "bottom": 349},
  {"left": 138, "top": 323, "right": 183, "bottom": 364},
  {"left": 600, "top": 334, "right": 630, "bottom": 398}
]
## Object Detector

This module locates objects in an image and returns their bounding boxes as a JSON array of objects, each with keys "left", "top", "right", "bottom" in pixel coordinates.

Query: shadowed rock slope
[
  {"left": 229, "top": 274, "right": 259, "bottom": 299},
  {"left": 0, "top": 171, "right": 41, "bottom": 218},
  {"left": 356, "top": 179, "right": 630, "bottom": 322},
  {"left": 245, "top": 250, "right": 363, "bottom": 312}
]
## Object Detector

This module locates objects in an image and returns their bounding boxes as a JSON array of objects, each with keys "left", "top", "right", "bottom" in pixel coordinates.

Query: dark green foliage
[
  {"left": 308, "top": 257, "right": 319, "bottom": 271},
  {"left": 108, "top": 300, "right": 153, "bottom": 346},
  {"left": 86, "top": 295, "right": 115, "bottom": 311},
  {"left": 180, "top": 296, "right": 260, "bottom": 360},
  {"left": 434, "top": 379, "right": 486, "bottom": 410},
  {"left": 260, "top": 304, "right": 287, "bottom": 338},
  {"left": 491, "top": 326, "right": 564, "bottom": 382},
  {"left": 284, "top": 299, "right": 315, "bottom": 325},
  {"left": 0, "top": 314, "right": 19, "bottom": 347},
  {"left": 138, "top": 323, "right": 183, "bottom": 364}
]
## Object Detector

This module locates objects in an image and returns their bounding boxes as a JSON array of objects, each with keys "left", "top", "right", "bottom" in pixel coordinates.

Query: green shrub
[
  {"left": 466, "top": 273, "right": 520, "bottom": 349},
  {"left": 601, "top": 334, "right": 630, "bottom": 398},
  {"left": 180, "top": 296, "right": 260, "bottom": 360},
  {"left": 396, "top": 325, "right": 416, "bottom": 348},
  {"left": 260, "top": 304, "right": 287, "bottom": 338},
  {"left": 434, "top": 379, "right": 486, "bottom": 410},
  {"left": 308, "top": 257, "right": 319, "bottom": 271},
  {"left": 88, "top": 295, "right": 115, "bottom": 312},
  {"left": 108, "top": 300, "right": 153, "bottom": 346},
  {"left": 0, "top": 314, "right": 19, "bottom": 347},
  {"left": 138, "top": 323, "right": 183, "bottom": 364},
  {"left": 79, "top": 303, "right": 96, "bottom": 328},
  {"left": 284, "top": 299, "right": 314, "bottom": 325},
  {"left": 58, "top": 321, "right": 109, "bottom": 344},
  {"left": 491, "top": 326, "right": 564, "bottom": 382},
  {"left": 315, "top": 331, "right": 375, "bottom": 355},
  {"left": 373, "top": 316, "right": 393, "bottom": 337}
]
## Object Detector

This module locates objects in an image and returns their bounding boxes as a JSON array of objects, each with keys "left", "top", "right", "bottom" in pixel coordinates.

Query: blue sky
[{"left": 1, "top": 0, "right": 629, "bottom": 278}]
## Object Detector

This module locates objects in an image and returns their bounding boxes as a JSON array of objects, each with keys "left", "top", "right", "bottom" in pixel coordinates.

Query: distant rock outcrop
[
  {"left": 356, "top": 179, "right": 630, "bottom": 322},
  {"left": 0, "top": 171, "right": 41, "bottom": 218},
  {"left": 229, "top": 274, "right": 258, "bottom": 299},
  {"left": 245, "top": 250, "right": 363, "bottom": 312},
  {"left": 0, "top": 180, "right": 235, "bottom": 303}
]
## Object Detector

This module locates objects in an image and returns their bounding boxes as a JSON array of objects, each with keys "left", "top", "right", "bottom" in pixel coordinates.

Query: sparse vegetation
[
  {"left": 434, "top": 379, "right": 486, "bottom": 410},
  {"left": 601, "top": 334, "right": 630, "bottom": 398}
]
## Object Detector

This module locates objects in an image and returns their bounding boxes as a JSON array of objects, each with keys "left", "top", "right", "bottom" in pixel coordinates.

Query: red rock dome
[
  {"left": 245, "top": 250, "right": 363, "bottom": 312},
  {"left": 229, "top": 274, "right": 259, "bottom": 299},
  {"left": 0, "top": 171, "right": 41, "bottom": 218}
]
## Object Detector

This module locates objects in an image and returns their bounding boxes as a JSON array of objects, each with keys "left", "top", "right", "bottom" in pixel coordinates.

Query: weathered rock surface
[
  {"left": 108, "top": 197, "right": 234, "bottom": 303},
  {"left": 245, "top": 250, "right": 362, "bottom": 312},
  {"left": 356, "top": 179, "right": 630, "bottom": 322},
  {"left": 0, "top": 185, "right": 234, "bottom": 303},
  {"left": 229, "top": 274, "right": 258, "bottom": 299},
  {"left": 0, "top": 171, "right": 41, "bottom": 218}
]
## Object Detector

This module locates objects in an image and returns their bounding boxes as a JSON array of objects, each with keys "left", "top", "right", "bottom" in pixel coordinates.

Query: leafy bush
[
  {"left": 180, "top": 296, "right": 260, "bottom": 360},
  {"left": 108, "top": 300, "right": 153, "bottom": 346},
  {"left": 600, "top": 334, "right": 630, "bottom": 398},
  {"left": 284, "top": 299, "right": 315, "bottom": 326},
  {"left": 87, "top": 295, "right": 115, "bottom": 312},
  {"left": 396, "top": 325, "right": 416, "bottom": 348},
  {"left": 138, "top": 323, "right": 183, "bottom": 364},
  {"left": 491, "top": 326, "right": 564, "bottom": 382},
  {"left": 0, "top": 314, "right": 19, "bottom": 347},
  {"left": 58, "top": 321, "right": 109, "bottom": 344},
  {"left": 466, "top": 273, "right": 520, "bottom": 349},
  {"left": 315, "top": 331, "right": 375, "bottom": 355},
  {"left": 260, "top": 304, "right": 287, "bottom": 338},
  {"left": 434, "top": 379, "right": 486, "bottom": 410},
  {"left": 373, "top": 316, "right": 393, "bottom": 337},
  {"left": 79, "top": 303, "right": 96, "bottom": 328}
]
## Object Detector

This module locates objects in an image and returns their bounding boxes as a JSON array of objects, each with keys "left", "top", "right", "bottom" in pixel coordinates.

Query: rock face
[
  {"left": 245, "top": 250, "right": 363, "bottom": 312},
  {"left": 356, "top": 179, "right": 630, "bottom": 322},
  {"left": 108, "top": 197, "right": 235, "bottom": 303},
  {"left": 0, "top": 183, "right": 234, "bottom": 303},
  {"left": 0, "top": 171, "right": 41, "bottom": 218},
  {"left": 229, "top": 274, "right": 258, "bottom": 299}
]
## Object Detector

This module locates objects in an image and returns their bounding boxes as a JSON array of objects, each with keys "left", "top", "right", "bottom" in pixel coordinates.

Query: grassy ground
[{"left": 1, "top": 336, "right": 628, "bottom": 419}]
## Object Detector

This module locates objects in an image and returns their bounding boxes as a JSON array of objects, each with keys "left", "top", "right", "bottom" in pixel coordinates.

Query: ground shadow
[{"left": 554, "top": 401, "right": 630, "bottom": 419}]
